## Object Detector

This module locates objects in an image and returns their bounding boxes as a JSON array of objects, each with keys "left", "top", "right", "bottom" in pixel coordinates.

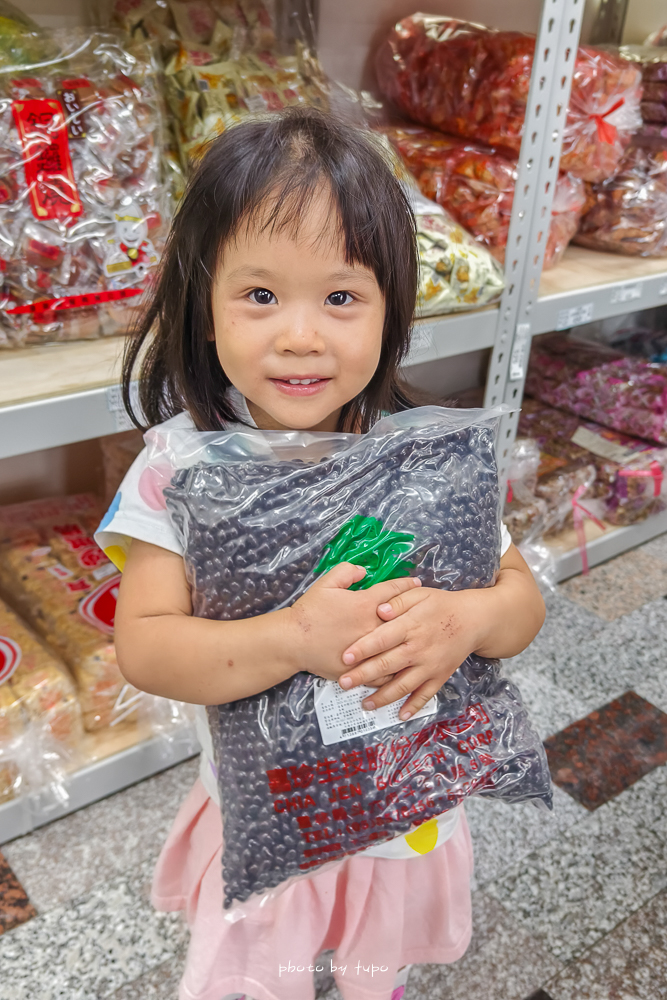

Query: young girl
[{"left": 96, "top": 107, "right": 545, "bottom": 1000}]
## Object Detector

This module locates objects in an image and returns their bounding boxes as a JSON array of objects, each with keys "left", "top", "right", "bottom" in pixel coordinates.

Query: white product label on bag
[
  {"left": 571, "top": 426, "right": 635, "bottom": 465},
  {"left": 313, "top": 678, "right": 438, "bottom": 746}
]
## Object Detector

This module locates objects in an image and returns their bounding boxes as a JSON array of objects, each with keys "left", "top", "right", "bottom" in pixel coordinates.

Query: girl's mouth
[{"left": 270, "top": 377, "right": 331, "bottom": 397}]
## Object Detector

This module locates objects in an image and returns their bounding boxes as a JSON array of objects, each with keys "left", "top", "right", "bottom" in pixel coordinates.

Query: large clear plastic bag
[
  {"left": 0, "top": 29, "right": 171, "bottom": 348},
  {"left": 146, "top": 406, "right": 552, "bottom": 913},
  {"left": 380, "top": 124, "right": 585, "bottom": 268},
  {"left": 375, "top": 15, "right": 642, "bottom": 183},
  {"left": 526, "top": 336, "right": 667, "bottom": 447},
  {"left": 574, "top": 144, "right": 667, "bottom": 257}
]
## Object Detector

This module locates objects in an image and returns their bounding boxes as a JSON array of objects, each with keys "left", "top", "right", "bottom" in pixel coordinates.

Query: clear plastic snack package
[
  {"left": 101, "top": 428, "right": 145, "bottom": 506},
  {"left": 502, "top": 438, "right": 548, "bottom": 546},
  {"left": 146, "top": 405, "right": 552, "bottom": 913},
  {"left": 375, "top": 15, "right": 642, "bottom": 183},
  {"left": 0, "top": 494, "right": 136, "bottom": 731},
  {"left": 380, "top": 124, "right": 585, "bottom": 268},
  {"left": 0, "top": 29, "right": 172, "bottom": 348},
  {"left": 645, "top": 25, "right": 667, "bottom": 47},
  {"left": 526, "top": 335, "right": 667, "bottom": 446},
  {"left": 519, "top": 396, "right": 667, "bottom": 527},
  {"left": 574, "top": 143, "right": 667, "bottom": 257},
  {"left": 0, "top": 595, "right": 83, "bottom": 803}
]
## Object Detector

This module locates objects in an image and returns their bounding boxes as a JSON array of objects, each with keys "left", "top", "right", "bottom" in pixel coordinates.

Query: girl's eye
[
  {"left": 249, "top": 288, "right": 277, "bottom": 305},
  {"left": 326, "top": 291, "right": 354, "bottom": 306}
]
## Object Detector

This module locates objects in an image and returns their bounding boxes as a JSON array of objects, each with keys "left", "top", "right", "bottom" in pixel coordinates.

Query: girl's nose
[{"left": 275, "top": 312, "right": 325, "bottom": 354}]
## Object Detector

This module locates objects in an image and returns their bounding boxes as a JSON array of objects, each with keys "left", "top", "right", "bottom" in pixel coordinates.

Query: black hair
[{"left": 122, "top": 105, "right": 422, "bottom": 432}]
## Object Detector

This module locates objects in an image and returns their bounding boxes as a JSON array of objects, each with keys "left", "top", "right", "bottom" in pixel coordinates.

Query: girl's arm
[
  {"left": 335, "top": 543, "right": 546, "bottom": 720},
  {"left": 114, "top": 539, "right": 420, "bottom": 705}
]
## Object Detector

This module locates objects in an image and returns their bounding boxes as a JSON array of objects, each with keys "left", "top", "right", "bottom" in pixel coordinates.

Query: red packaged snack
[
  {"left": 525, "top": 336, "right": 667, "bottom": 447},
  {"left": 380, "top": 124, "right": 585, "bottom": 267},
  {"left": 0, "top": 30, "right": 171, "bottom": 348},
  {"left": 574, "top": 144, "right": 667, "bottom": 256},
  {"left": 375, "top": 15, "right": 642, "bottom": 182}
]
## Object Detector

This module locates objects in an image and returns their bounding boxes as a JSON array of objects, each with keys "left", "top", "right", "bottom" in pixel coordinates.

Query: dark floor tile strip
[
  {"left": 544, "top": 691, "right": 667, "bottom": 810},
  {"left": 0, "top": 850, "right": 37, "bottom": 935},
  {"left": 525, "top": 991, "right": 555, "bottom": 1000}
]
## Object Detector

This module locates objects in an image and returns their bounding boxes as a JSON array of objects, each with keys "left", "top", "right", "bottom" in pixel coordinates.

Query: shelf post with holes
[{"left": 484, "top": 0, "right": 584, "bottom": 487}]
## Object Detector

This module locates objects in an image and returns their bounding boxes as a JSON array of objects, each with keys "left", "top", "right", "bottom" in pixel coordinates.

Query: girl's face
[{"left": 210, "top": 186, "right": 385, "bottom": 433}]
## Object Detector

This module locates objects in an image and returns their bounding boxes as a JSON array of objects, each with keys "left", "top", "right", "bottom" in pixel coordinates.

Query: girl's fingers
[
  {"left": 357, "top": 665, "right": 428, "bottom": 711},
  {"left": 340, "top": 618, "right": 408, "bottom": 680},
  {"left": 341, "top": 642, "right": 415, "bottom": 693},
  {"left": 395, "top": 679, "right": 444, "bottom": 720},
  {"left": 368, "top": 575, "right": 421, "bottom": 605},
  {"left": 376, "top": 587, "right": 429, "bottom": 620}
]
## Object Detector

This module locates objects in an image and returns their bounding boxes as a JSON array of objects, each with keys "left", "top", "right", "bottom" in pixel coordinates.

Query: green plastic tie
[{"left": 315, "top": 515, "right": 416, "bottom": 590}]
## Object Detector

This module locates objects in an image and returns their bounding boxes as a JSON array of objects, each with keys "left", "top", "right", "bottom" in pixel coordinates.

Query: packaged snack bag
[
  {"left": 380, "top": 124, "right": 585, "bottom": 267},
  {"left": 101, "top": 429, "right": 145, "bottom": 506},
  {"left": 574, "top": 143, "right": 667, "bottom": 256},
  {"left": 0, "top": 29, "right": 171, "bottom": 347},
  {"left": 376, "top": 15, "right": 642, "bottom": 182},
  {"left": 148, "top": 405, "right": 552, "bottom": 911},
  {"left": 525, "top": 336, "right": 667, "bottom": 446},
  {"left": 519, "top": 396, "right": 667, "bottom": 527},
  {"left": 0, "top": 494, "right": 135, "bottom": 731}
]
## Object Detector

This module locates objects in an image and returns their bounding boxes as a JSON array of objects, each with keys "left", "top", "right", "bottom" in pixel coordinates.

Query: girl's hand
[
  {"left": 337, "top": 544, "right": 546, "bottom": 721},
  {"left": 289, "top": 562, "right": 421, "bottom": 684},
  {"left": 338, "top": 587, "right": 483, "bottom": 720}
]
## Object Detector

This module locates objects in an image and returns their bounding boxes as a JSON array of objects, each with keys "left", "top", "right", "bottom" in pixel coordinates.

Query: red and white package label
[
  {"left": 78, "top": 574, "right": 121, "bottom": 635},
  {"left": 0, "top": 636, "right": 22, "bottom": 684},
  {"left": 47, "top": 562, "right": 73, "bottom": 580}
]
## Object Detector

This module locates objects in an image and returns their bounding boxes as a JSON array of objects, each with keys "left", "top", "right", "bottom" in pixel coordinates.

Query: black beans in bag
[{"left": 148, "top": 406, "right": 552, "bottom": 914}]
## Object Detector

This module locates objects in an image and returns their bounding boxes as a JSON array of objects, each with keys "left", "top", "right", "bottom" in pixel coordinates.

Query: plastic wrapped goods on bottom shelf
[
  {"left": 0, "top": 596, "right": 83, "bottom": 802},
  {"left": 379, "top": 124, "right": 585, "bottom": 268},
  {"left": 147, "top": 405, "right": 552, "bottom": 913},
  {"left": 0, "top": 494, "right": 135, "bottom": 731},
  {"left": 519, "top": 397, "right": 667, "bottom": 527},
  {"left": 526, "top": 336, "right": 667, "bottom": 446}
]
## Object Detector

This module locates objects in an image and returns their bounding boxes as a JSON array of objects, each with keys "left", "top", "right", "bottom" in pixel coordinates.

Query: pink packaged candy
[{"left": 525, "top": 337, "right": 667, "bottom": 446}]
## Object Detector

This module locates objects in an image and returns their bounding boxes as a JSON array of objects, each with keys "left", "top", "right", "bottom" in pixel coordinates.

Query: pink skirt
[{"left": 152, "top": 778, "right": 474, "bottom": 1000}]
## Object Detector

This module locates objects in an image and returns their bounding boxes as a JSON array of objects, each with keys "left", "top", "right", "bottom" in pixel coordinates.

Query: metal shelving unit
[{"left": 2, "top": 0, "right": 667, "bottom": 838}]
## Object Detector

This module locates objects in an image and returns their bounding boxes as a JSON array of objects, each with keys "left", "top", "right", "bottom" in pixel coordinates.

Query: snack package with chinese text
[
  {"left": 0, "top": 494, "right": 133, "bottom": 731},
  {"left": 376, "top": 15, "right": 642, "bottom": 182},
  {"left": 380, "top": 124, "right": 585, "bottom": 267},
  {"left": 0, "top": 30, "right": 171, "bottom": 347},
  {"left": 525, "top": 336, "right": 667, "bottom": 446},
  {"left": 148, "top": 406, "right": 552, "bottom": 913},
  {"left": 519, "top": 396, "right": 667, "bottom": 527}
]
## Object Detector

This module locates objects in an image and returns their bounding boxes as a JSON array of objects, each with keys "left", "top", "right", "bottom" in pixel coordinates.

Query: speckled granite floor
[{"left": 2, "top": 533, "right": 667, "bottom": 1000}]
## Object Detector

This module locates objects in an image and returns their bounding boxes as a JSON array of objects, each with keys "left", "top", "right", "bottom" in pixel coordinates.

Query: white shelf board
[
  {"left": 0, "top": 725, "right": 200, "bottom": 845},
  {"left": 534, "top": 246, "right": 667, "bottom": 335},
  {"left": 551, "top": 508, "right": 667, "bottom": 583},
  {"left": 0, "top": 308, "right": 499, "bottom": 459}
]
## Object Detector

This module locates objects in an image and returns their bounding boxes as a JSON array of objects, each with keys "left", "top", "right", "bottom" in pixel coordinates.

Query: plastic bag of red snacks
[
  {"left": 0, "top": 29, "right": 171, "bottom": 348},
  {"left": 574, "top": 143, "right": 667, "bottom": 256},
  {"left": 375, "top": 15, "right": 642, "bottom": 183},
  {"left": 379, "top": 123, "right": 585, "bottom": 267},
  {"left": 526, "top": 336, "right": 667, "bottom": 447},
  {"left": 149, "top": 405, "right": 552, "bottom": 912}
]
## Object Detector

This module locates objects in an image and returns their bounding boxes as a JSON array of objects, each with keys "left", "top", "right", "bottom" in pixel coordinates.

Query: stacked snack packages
[
  {"left": 0, "top": 598, "right": 83, "bottom": 803},
  {"left": 525, "top": 336, "right": 667, "bottom": 446},
  {"left": 0, "top": 29, "right": 172, "bottom": 348},
  {"left": 0, "top": 494, "right": 133, "bottom": 732},
  {"left": 375, "top": 15, "right": 642, "bottom": 183},
  {"left": 109, "top": 0, "right": 329, "bottom": 169},
  {"left": 101, "top": 429, "right": 145, "bottom": 506},
  {"left": 379, "top": 124, "right": 586, "bottom": 268},
  {"left": 518, "top": 397, "right": 667, "bottom": 528}
]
